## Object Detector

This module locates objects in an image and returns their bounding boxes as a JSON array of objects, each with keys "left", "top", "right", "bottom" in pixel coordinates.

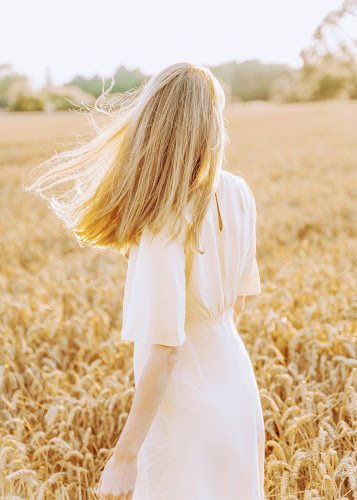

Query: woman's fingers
[
  {"left": 96, "top": 453, "right": 136, "bottom": 500},
  {"left": 118, "top": 490, "right": 133, "bottom": 500},
  {"left": 98, "top": 486, "right": 115, "bottom": 500},
  {"left": 97, "top": 488, "right": 133, "bottom": 500},
  {"left": 101, "top": 490, "right": 132, "bottom": 500}
]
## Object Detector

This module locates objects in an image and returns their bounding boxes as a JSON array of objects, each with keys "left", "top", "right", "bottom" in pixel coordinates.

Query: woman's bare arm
[
  {"left": 113, "top": 344, "right": 181, "bottom": 460},
  {"left": 114, "top": 295, "right": 244, "bottom": 460}
]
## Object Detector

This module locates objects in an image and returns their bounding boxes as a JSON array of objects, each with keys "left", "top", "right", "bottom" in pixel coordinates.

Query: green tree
[
  {"left": 68, "top": 74, "right": 105, "bottom": 98},
  {"left": 68, "top": 65, "right": 147, "bottom": 98},
  {"left": 9, "top": 94, "right": 44, "bottom": 111},
  {"left": 0, "top": 64, "right": 28, "bottom": 109},
  {"left": 300, "top": 0, "right": 357, "bottom": 99},
  {"left": 111, "top": 65, "right": 147, "bottom": 93},
  {"left": 212, "top": 60, "right": 292, "bottom": 101}
]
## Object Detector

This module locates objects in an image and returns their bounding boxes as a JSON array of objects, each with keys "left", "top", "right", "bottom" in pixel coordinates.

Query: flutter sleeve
[
  {"left": 120, "top": 227, "right": 187, "bottom": 346},
  {"left": 237, "top": 180, "right": 262, "bottom": 296}
]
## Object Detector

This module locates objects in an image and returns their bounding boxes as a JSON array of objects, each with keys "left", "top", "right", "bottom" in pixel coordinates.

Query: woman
[{"left": 25, "top": 62, "right": 264, "bottom": 499}]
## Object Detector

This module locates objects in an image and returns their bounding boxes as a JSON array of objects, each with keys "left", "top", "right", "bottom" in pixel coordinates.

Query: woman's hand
[{"left": 96, "top": 452, "right": 137, "bottom": 500}]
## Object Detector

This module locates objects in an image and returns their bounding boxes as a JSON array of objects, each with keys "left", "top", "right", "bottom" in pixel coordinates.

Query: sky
[{"left": 1, "top": 0, "right": 346, "bottom": 90}]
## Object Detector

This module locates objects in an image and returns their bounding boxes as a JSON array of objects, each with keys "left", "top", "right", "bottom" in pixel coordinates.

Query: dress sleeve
[
  {"left": 120, "top": 227, "right": 187, "bottom": 346},
  {"left": 237, "top": 181, "right": 262, "bottom": 296}
]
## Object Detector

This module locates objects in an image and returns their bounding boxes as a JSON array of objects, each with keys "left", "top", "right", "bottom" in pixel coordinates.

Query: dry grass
[{"left": 0, "top": 101, "right": 356, "bottom": 499}]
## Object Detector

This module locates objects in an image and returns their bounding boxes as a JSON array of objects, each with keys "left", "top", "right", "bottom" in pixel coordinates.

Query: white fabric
[{"left": 121, "top": 169, "right": 264, "bottom": 499}]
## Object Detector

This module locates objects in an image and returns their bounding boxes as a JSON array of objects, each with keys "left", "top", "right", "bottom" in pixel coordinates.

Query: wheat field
[{"left": 0, "top": 101, "right": 356, "bottom": 499}]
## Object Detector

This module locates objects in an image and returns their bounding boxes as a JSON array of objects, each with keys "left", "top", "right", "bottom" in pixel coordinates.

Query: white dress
[{"left": 120, "top": 168, "right": 265, "bottom": 500}]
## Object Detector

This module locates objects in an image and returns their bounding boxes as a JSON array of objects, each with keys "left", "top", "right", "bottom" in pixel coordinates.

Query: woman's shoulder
[
  {"left": 219, "top": 169, "right": 255, "bottom": 215},
  {"left": 220, "top": 168, "right": 251, "bottom": 190}
]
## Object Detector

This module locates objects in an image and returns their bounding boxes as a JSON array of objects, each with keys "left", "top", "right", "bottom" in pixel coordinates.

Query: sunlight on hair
[{"left": 23, "top": 62, "right": 230, "bottom": 258}]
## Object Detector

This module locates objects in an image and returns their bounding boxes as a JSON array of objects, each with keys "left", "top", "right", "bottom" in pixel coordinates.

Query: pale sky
[{"left": 1, "top": 0, "right": 346, "bottom": 89}]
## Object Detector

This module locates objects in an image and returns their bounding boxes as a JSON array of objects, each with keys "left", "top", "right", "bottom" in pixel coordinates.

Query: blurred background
[
  {"left": 1, "top": 1, "right": 356, "bottom": 499},
  {"left": 0, "top": 0, "right": 356, "bottom": 110}
]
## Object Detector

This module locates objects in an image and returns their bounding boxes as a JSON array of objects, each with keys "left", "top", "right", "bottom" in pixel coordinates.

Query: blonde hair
[{"left": 24, "top": 62, "right": 229, "bottom": 258}]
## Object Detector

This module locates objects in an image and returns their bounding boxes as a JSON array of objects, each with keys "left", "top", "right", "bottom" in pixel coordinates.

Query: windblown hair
[{"left": 24, "top": 62, "right": 229, "bottom": 258}]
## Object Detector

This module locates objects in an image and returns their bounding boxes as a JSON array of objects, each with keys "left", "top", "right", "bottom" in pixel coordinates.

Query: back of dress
[
  {"left": 121, "top": 168, "right": 261, "bottom": 347},
  {"left": 184, "top": 168, "right": 261, "bottom": 324},
  {"left": 121, "top": 168, "right": 265, "bottom": 500}
]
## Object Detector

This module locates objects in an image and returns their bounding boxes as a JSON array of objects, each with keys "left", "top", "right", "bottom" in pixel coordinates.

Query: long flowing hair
[{"left": 24, "top": 62, "right": 229, "bottom": 258}]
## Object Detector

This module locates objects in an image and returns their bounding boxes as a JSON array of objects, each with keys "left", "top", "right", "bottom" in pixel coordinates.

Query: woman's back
[
  {"left": 121, "top": 168, "right": 261, "bottom": 345},
  {"left": 121, "top": 168, "right": 264, "bottom": 499},
  {"left": 184, "top": 168, "right": 261, "bottom": 322}
]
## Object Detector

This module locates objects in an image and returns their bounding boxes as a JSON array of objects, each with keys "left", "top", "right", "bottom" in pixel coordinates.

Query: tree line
[{"left": 1, "top": 0, "right": 355, "bottom": 111}]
